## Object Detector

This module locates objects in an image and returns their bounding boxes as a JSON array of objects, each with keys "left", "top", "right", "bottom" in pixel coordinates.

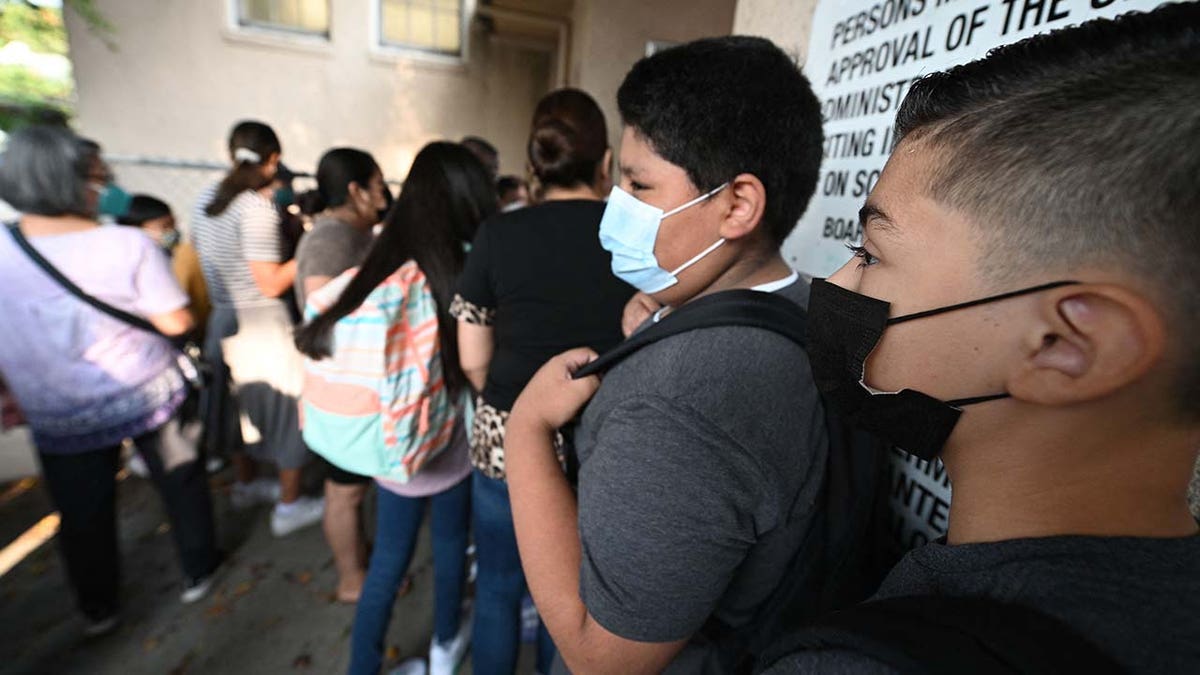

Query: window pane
[
  {"left": 435, "top": 12, "right": 460, "bottom": 53},
  {"left": 240, "top": 0, "right": 328, "bottom": 34},
  {"left": 380, "top": 0, "right": 463, "bottom": 55},
  {"left": 410, "top": 5, "right": 436, "bottom": 49}
]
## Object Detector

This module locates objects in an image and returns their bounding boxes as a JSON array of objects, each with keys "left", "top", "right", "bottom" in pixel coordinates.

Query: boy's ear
[
  {"left": 1007, "top": 285, "right": 1167, "bottom": 407},
  {"left": 717, "top": 173, "right": 767, "bottom": 242},
  {"left": 596, "top": 147, "right": 613, "bottom": 193}
]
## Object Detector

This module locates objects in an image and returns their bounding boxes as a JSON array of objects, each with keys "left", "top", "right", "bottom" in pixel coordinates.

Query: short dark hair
[
  {"left": 894, "top": 2, "right": 1200, "bottom": 418},
  {"left": 528, "top": 88, "right": 608, "bottom": 190},
  {"left": 0, "top": 125, "right": 92, "bottom": 217},
  {"left": 460, "top": 136, "right": 497, "bottom": 158},
  {"left": 117, "top": 194, "right": 172, "bottom": 226},
  {"left": 497, "top": 174, "right": 524, "bottom": 198},
  {"left": 617, "top": 36, "right": 823, "bottom": 247}
]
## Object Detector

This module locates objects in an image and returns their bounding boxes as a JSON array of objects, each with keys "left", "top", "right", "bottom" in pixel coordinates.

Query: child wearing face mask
[
  {"left": 762, "top": 5, "right": 1200, "bottom": 674},
  {"left": 118, "top": 194, "right": 210, "bottom": 335},
  {"left": 500, "top": 37, "right": 832, "bottom": 674}
]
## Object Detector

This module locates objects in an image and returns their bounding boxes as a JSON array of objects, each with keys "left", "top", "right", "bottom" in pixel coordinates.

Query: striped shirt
[
  {"left": 301, "top": 260, "right": 462, "bottom": 485},
  {"left": 190, "top": 183, "right": 282, "bottom": 308}
]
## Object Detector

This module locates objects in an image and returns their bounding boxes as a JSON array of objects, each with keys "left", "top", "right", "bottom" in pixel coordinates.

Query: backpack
[
  {"left": 573, "top": 288, "right": 895, "bottom": 672},
  {"left": 757, "top": 594, "right": 1122, "bottom": 674},
  {"left": 300, "top": 261, "right": 460, "bottom": 482}
]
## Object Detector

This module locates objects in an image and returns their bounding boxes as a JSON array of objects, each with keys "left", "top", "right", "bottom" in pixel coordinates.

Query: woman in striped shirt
[{"left": 190, "top": 120, "right": 323, "bottom": 537}]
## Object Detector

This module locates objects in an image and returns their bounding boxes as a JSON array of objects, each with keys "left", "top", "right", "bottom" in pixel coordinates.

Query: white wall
[
  {"left": 64, "top": 1, "right": 551, "bottom": 178},
  {"left": 732, "top": 0, "right": 819, "bottom": 63},
  {"left": 570, "top": 0, "right": 737, "bottom": 154}
]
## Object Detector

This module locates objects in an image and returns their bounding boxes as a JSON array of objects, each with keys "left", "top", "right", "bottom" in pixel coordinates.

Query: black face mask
[{"left": 806, "top": 278, "right": 1078, "bottom": 460}]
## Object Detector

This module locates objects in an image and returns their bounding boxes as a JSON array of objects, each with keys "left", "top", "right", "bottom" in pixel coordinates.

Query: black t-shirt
[
  {"left": 451, "top": 200, "right": 634, "bottom": 411},
  {"left": 765, "top": 534, "right": 1200, "bottom": 674}
]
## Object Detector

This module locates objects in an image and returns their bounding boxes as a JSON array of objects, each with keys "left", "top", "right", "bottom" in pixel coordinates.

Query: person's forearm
[
  {"left": 505, "top": 415, "right": 593, "bottom": 668},
  {"left": 465, "top": 367, "right": 488, "bottom": 394},
  {"left": 249, "top": 259, "right": 297, "bottom": 298}
]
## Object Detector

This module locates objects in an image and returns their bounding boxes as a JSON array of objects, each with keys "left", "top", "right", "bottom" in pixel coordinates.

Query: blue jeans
[
  {"left": 472, "top": 470, "right": 557, "bottom": 675},
  {"left": 349, "top": 477, "right": 471, "bottom": 675}
]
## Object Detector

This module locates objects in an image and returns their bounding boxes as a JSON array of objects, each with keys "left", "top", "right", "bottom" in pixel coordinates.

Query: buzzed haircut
[
  {"left": 617, "top": 36, "right": 824, "bottom": 247},
  {"left": 894, "top": 2, "right": 1200, "bottom": 418}
]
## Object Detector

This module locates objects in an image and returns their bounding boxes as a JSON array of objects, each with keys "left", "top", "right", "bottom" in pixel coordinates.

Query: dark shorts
[{"left": 321, "top": 456, "right": 371, "bottom": 485}]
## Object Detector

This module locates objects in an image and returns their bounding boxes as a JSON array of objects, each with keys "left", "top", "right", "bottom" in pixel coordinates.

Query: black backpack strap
[
  {"left": 7, "top": 223, "right": 161, "bottom": 336},
  {"left": 758, "top": 595, "right": 1123, "bottom": 675},
  {"left": 574, "top": 289, "right": 807, "bottom": 379}
]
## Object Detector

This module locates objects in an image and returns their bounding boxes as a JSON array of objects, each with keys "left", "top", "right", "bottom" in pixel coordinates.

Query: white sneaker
[
  {"left": 83, "top": 614, "right": 120, "bottom": 637},
  {"left": 230, "top": 479, "right": 281, "bottom": 509},
  {"left": 126, "top": 452, "right": 150, "bottom": 479},
  {"left": 180, "top": 573, "right": 215, "bottom": 604},
  {"left": 430, "top": 611, "right": 472, "bottom": 675},
  {"left": 389, "top": 658, "right": 427, "bottom": 675},
  {"left": 270, "top": 496, "right": 324, "bottom": 537}
]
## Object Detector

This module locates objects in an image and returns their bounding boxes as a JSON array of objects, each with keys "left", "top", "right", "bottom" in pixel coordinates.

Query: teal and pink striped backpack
[{"left": 300, "top": 261, "right": 462, "bottom": 482}]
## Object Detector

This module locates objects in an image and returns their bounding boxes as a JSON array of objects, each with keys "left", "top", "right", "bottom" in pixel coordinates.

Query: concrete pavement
[{"left": 0, "top": 444, "right": 534, "bottom": 675}]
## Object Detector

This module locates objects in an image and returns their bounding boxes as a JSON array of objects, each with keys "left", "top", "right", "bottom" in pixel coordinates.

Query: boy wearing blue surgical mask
[
  {"left": 503, "top": 37, "right": 829, "bottom": 673},
  {"left": 763, "top": 6, "right": 1200, "bottom": 673}
]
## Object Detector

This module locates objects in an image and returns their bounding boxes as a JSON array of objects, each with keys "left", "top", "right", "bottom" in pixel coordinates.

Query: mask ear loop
[
  {"left": 888, "top": 280, "right": 1080, "bottom": 325},
  {"left": 662, "top": 182, "right": 730, "bottom": 218},
  {"left": 661, "top": 182, "right": 732, "bottom": 278}
]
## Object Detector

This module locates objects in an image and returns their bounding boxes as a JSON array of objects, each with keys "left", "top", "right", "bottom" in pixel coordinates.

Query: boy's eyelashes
[
  {"left": 846, "top": 242, "right": 880, "bottom": 268},
  {"left": 629, "top": 181, "right": 649, "bottom": 192}
]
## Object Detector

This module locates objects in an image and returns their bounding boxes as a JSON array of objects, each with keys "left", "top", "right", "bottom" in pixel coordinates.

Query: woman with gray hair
[{"left": 0, "top": 125, "right": 221, "bottom": 635}]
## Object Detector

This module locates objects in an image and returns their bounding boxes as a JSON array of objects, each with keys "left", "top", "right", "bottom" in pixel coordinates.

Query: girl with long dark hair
[
  {"left": 190, "top": 120, "right": 323, "bottom": 537},
  {"left": 296, "top": 141, "right": 497, "bottom": 675}
]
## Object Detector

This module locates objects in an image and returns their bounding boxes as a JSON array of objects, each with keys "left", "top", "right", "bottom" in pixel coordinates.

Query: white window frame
[
  {"left": 369, "top": 0, "right": 475, "bottom": 67},
  {"left": 224, "top": 0, "right": 333, "bottom": 52}
]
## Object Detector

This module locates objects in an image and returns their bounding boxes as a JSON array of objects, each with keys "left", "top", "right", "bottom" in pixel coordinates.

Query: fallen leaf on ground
[
  {"left": 292, "top": 653, "right": 312, "bottom": 669},
  {"left": 204, "top": 602, "right": 231, "bottom": 619},
  {"left": 386, "top": 646, "right": 400, "bottom": 662},
  {"left": 169, "top": 650, "right": 196, "bottom": 675},
  {"left": 284, "top": 570, "right": 313, "bottom": 586},
  {"left": 143, "top": 636, "right": 161, "bottom": 652},
  {"left": 232, "top": 581, "right": 254, "bottom": 598}
]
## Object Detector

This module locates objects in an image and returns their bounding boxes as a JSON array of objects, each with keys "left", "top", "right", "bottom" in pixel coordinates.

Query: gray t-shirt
[
  {"left": 569, "top": 280, "right": 828, "bottom": 673},
  {"left": 293, "top": 215, "right": 373, "bottom": 308},
  {"left": 766, "top": 534, "right": 1200, "bottom": 674}
]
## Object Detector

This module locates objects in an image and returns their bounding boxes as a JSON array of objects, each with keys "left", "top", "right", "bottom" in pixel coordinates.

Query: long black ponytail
[{"left": 294, "top": 141, "right": 498, "bottom": 396}]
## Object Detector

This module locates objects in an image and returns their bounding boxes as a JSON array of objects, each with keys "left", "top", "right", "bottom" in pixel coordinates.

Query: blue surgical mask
[
  {"left": 598, "top": 183, "right": 729, "bottom": 294},
  {"left": 159, "top": 229, "right": 181, "bottom": 252}
]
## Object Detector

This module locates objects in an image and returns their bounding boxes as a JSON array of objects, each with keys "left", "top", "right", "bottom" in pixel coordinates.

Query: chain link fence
[{"left": 106, "top": 155, "right": 317, "bottom": 235}]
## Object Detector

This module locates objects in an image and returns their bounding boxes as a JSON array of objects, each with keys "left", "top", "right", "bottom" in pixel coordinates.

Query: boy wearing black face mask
[
  {"left": 766, "top": 5, "right": 1200, "bottom": 673},
  {"left": 501, "top": 37, "right": 831, "bottom": 674}
]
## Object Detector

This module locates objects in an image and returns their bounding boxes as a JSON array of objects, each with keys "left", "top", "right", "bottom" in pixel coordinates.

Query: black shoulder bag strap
[
  {"left": 6, "top": 223, "right": 207, "bottom": 390},
  {"left": 573, "top": 289, "right": 807, "bottom": 380},
  {"left": 7, "top": 223, "right": 161, "bottom": 336}
]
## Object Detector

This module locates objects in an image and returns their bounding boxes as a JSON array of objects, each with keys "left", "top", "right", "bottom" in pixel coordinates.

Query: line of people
[{"left": 0, "top": 4, "right": 1196, "bottom": 674}]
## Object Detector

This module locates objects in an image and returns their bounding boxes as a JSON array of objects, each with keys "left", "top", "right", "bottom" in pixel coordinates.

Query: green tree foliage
[{"left": 0, "top": 1, "right": 73, "bottom": 129}]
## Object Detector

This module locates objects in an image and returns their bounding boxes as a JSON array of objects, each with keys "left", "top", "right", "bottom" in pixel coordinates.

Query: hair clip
[{"left": 234, "top": 147, "right": 262, "bottom": 164}]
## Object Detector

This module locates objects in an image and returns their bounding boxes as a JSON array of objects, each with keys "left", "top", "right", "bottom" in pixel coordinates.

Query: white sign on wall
[{"left": 784, "top": 0, "right": 1164, "bottom": 548}]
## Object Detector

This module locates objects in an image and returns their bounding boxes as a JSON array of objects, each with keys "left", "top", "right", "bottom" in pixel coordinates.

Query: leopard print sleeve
[{"left": 450, "top": 293, "right": 495, "bottom": 326}]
